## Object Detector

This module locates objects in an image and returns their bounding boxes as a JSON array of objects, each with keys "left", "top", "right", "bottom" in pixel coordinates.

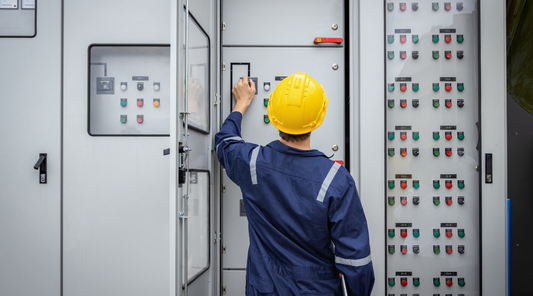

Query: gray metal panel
[
  {"left": 0, "top": 0, "right": 35, "bottom": 37},
  {"left": 63, "top": 1, "right": 171, "bottom": 295},
  {"left": 222, "top": 270, "right": 246, "bottom": 296},
  {"left": 0, "top": 1, "right": 61, "bottom": 295},
  {"left": 222, "top": 0, "right": 344, "bottom": 46}
]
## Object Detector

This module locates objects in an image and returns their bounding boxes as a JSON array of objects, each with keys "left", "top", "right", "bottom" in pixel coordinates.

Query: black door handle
[{"left": 33, "top": 153, "right": 47, "bottom": 184}]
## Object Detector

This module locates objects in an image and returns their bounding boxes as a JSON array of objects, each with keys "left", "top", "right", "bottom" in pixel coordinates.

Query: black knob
[
  {"left": 457, "top": 50, "right": 464, "bottom": 59},
  {"left": 412, "top": 99, "right": 419, "bottom": 108},
  {"left": 412, "top": 148, "right": 419, "bottom": 156},
  {"left": 412, "top": 51, "right": 419, "bottom": 59},
  {"left": 412, "top": 2, "right": 419, "bottom": 11}
]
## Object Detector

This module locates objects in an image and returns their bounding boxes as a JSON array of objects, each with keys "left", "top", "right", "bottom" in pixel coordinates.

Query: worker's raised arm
[{"left": 328, "top": 174, "right": 375, "bottom": 296}]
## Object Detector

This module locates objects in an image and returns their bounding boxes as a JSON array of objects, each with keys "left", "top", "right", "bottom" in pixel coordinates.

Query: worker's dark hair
[{"left": 279, "top": 130, "right": 311, "bottom": 142}]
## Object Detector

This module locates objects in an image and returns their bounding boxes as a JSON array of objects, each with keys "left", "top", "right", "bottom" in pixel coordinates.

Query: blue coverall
[{"left": 216, "top": 112, "right": 375, "bottom": 296}]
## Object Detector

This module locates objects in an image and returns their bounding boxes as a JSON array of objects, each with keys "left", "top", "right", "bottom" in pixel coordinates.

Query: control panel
[
  {"left": 88, "top": 45, "right": 170, "bottom": 136},
  {"left": 0, "top": 0, "right": 35, "bottom": 37},
  {"left": 385, "top": 1, "right": 480, "bottom": 295}
]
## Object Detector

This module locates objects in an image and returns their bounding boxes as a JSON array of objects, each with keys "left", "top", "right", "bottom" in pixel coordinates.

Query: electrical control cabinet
[
  {"left": 88, "top": 45, "right": 170, "bottom": 136},
  {"left": 385, "top": 1, "right": 480, "bottom": 295},
  {"left": 0, "top": 0, "right": 35, "bottom": 37}
]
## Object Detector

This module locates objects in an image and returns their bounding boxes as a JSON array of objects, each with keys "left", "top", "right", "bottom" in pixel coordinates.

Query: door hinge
[
  {"left": 222, "top": 22, "right": 226, "bottom": 30},
  {"left": 222, "top": 245, "right": 226, "bottom": 253},
  {"left": 222, "top": 286, "right": 226, "bottom": 294},
  {"left": 222, "top": 62, "right": 226, "bottom": 71},
  {"left": 223, "top": 184, "right": 226, "bottom": 193}
]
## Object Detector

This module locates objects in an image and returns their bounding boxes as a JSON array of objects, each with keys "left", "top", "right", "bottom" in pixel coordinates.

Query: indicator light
[
  {"left": 445, "top": 83, "right": 452, "bottom": 91},
  {"left": 412, "top": 83, "right": 419, "bottom": 91},
  {"left": 413, "top": 278, "right": 420, "bottom": 286},
  {"left": 400, "top": 99, "right": 407, "bottom": 108},
  {"left": 458, "top": 148, "right": 465, "bottom": 156},
  {"left": 459, "top": 278, "right": 466, "bottom": 287},
  {"left": 400, "top": 83, "right": 407, "bottom": 92},
  {"left": 388, "top": 196, "right": 395, "bottom": 204},
  {"left": 433, "top": 51, "right": 440, "bottom": 59},
  {"left": 446, "top": 246, "right": 453, "bottom": 254},
  {"left": 445, "top": 132, "right": 452, "bottom": 140},
  {"left": 445, "top": 2, "right": 452, "bottom": 11},
  {"left": 432, "top": 34, "right": 439, "bottom": 43},
  {"left": 459, "top": 245, "right": 465, "bottom": 254},
  {"left": 446, "top": 196, "right": 453, "bottom": 205},
  {"left": 120, "top": 98, "right": 127, "bottom": 107},
  {"left": 445, "top": 180, "right": 452, "bottom": 188},
  {"left": 459, "top": 229, "right": 465, "bottom": 237},
  {"left": 412, "top": 51, "right": 419, "bottom": 59},
  {"left": 457, "top": 34, "right": 464, "bottom": 43},
  {"left": 400, "top": 3, "right": 406, "bottom": 11},
  {"left": 388, "top": 277, "right": 395, "bottom": 286},
  {"left": 388, "top": 51, "right": 395, "bottom": 59},
  {"left": 388, "top": 148, "right": 395, "bottom": 156},
  {"left": 445, "top": 148, "right": 452, "bottom": 157},
  {"left": 120, "top": 115, "right": 127, "bottom": 124},
  {"left": 458, "top": 83, "right": 464, "bottom": 91},
  {"left": 458, "top": 180, "right": 465, "bottom": 189},
  {"left": 388, "top": 83, "right": 395, "bottom": 92},
  {"left": 413, "top": 180, "right": 419, "bottom": 189},
  {"left": 445, "top": 51, "right": 452, "bottom": 59},
  {"left": 264, "top": 115, "right": 270, "bottom": 124},
  {"left": 446, "top": 229, "right": 453, "bottom": 237},
  {"left": 400, "top": 148, "right": 407, "bottom": 157},
  {"left": 401, "top": 278, "right": 408, "bottom": 286},
  {"left": 433, "top": 83, "right": 440, "bottom": 91},
  {"left": 413, "top": 229, "right": 420, "bottom": 237},
  {"left": 412, "top": 35, "right": 419, "bottom": 43},
  {"left": 412, "top": 148, "right": 420, "bottom": 156},
  {"left": 433, "top": 245, "right": 441, "bottom": 254},
  {"left": 413, "top": 245, "right": 420, "bottom": 254},
  {"left": 388, "top": 246, "right": 395, "bottom": 255},
  {"left": 400, "top": 132, "right": 407, "bottom": 140},
  {"left": 445, "top": 35, "right": 452, "bottom": 43},
  {"left": 433, "top": 131, "right": 440, "bottom": 140},
  {"left": 388, "top": 181, "right": 395, "bottom": 189},
  {"left": 433, "top": 99, "right": 440, "bottom": 108},
  {"left": 458, "top": 132, "right": 465, "bottom": 140},
  {"left": 400, "top": 34, "right": 406, "bottom": 42},
  {"left": 263, "top": 82, "right": 270, "bottom": 91},
  {"left": 137, "top": 115, "right": 143, "bottom": 123},
  {"left": 412, "top": 2, "right": 419, "bottom": 11},
  {"left": 400, "top": 181, "right": 407, "bottom": 189},
  {"left": 413, "top": 196, "right": 420, "bottom": 205},
  {"left": 264, "top": 98, "right": 269, "bottom": 107},
  {"left": 445, "top": 99, "right": 452, "bottom": 108},
  {"left": 120, "top": 82, "right": 127, "bottom": 91},
  {"left": 153, "top": 82, "right": 160, "bottom": 91},
  {"left": 434, "top": 278, "right": 441, "bottom": 287},
  {"left": 458, "top": 196, "right": 465, "bottom": 205},
  {"left": 400, "top": 51, "right": 407, "bottom": 59},
  {"left": 433, "top": 148, "right": 440, "bottom": 156},
  {"left": 401, "top": 245, "right": 407, "bottom": 254},
  {"left": 387, "top": 35, "right": 394, "bottom": 43},
  {"left": 413, "top": 132, "right": 419, "bottom": 140},
  {"left": 433, "top": 196, "right": 440, "bottom": 205},
  {"left": 412, "top": 99, "right": 419, "bottom": 108},
  {"left": 387, "top": 3, "right": 394, "bottom": 11},
  {"left": 388, "top": 132, "right": 395, "bottom": 140},
  {"left": 432, "top": 2, "right": 439, "bottom": 11},
  {"left": 153, "top": 99, "right": 160, "bottom": 107},
  {"left": 388, "top": 100, "right": 395, "bottom": 108},
  {"left": 446, "top": 278, "right": 453, "bottom": 286},
  {"left": 314, "top": 37, "right": 344, "bottom": 44},
  {"left": 388, "top": 229, "right": 395, "bottom": 238},
  {"left": 401, "top": 229, "right": 407, "bottom": 237},
  {"left": 458, "top": 99, "right": 465, "bottom": 107},
  {"left": 137, "top": 98, "right": 144, "bottom": 107},
  {"left": 433, "top": 180, "right": 440, "bottom": 189}
]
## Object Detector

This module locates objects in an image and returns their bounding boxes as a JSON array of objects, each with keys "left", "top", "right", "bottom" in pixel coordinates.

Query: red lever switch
[{"left": 314, "top": 38, "right": 343, "bottom": 44}]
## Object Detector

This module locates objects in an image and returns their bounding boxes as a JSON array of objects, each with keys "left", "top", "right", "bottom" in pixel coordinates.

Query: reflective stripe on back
[
  {"left": 215, "top": 136, "right": 243, "bottom": 154},
  {"left": 316, "top": 162, "right": 341, "bottom": 202},
  {"left": 250, "top": 146, "right": 260, "bottom": 185},
  {"left": 335, "top": 254, "right": 372, "bottom": 267}
]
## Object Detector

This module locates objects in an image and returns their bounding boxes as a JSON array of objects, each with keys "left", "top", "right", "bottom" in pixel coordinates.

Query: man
[{"left": 215, "top": 73, "right": 374, "bottom": 295}]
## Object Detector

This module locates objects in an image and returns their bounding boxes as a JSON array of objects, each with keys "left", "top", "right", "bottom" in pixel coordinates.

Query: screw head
[
  {"left": 332, "top": 23, "right": 338, "bottom": 30},
  {"left": 332, "top": 144, "right": 339, "bottom": 151},
  {"left": 332, "top": 63, "right": 339, "bottom": 70}
]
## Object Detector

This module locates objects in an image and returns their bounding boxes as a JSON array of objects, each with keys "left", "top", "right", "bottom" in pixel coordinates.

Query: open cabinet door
[{"left": 170, "top": 1, "right": 218, "bottom": 295}]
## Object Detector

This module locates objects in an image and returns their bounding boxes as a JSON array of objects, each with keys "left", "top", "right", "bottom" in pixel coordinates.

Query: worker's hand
[{"left": 232, "top": 76, "right": 256, "bottom": 115}]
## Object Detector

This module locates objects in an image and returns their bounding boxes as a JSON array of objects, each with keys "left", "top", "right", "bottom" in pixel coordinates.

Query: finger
[
  {"left": 249, "top": 77, "right": 256, "bottom": 92},
  {"left": 242, "top": 76, "right": 248, "bottom": 85}
]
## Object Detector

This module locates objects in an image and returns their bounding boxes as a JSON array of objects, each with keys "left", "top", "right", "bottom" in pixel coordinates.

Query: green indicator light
[
  {"left": 388, "top": 183, "right": 395, "bottom": 189},
  {"left": 458, "top": 133, "right": 465, "bottom": 140},
  {"left": 458, "top": 85, "right": 465, "bottom": 91},
  {"left": 459, "top": 231, "right": 465, "bottom": 238},
  {"left": 413, "top": 37, "right": 419, "bottom": 43},
  {"left": 388, "top": 134, "right": 395, "bottom": 140},
  {"left": 459, "top": 280, "right": 466, "bottom": 286},
  {"left": 389, "top": 231, "right": 395, "bottom": 238},
  {"left": 264, "top": 100, "right": 269, "bottom": 107},
  {"left": 120, "top": 117, "right": 126, "bottom": 123},
  {"left": 389, "top": 279, "right": 395, "bottom": 286},
  {"left": 413, "top": 134, "right": 419, "bottom": 140},
  {"left": 414, "top": 182, "right": 420, "bottom": 189},
  {"left": 434, "top": 279, "right": 441, "bottom": 286},
  {"left": 413, "top": 85, "right": 419, "bottom": 91},
  {"left": 388, "top": 53, "right": 395, "bottom": 59},
  {"left": 434, "top": 231, "right": 440, "bottom": 237},
  {"left": 458, "top": 36, "right": 464, "bottom": 43},
  {"left": 388, "top": 85, "right": 395, "bottom": 92},
  {"left": 433, "top": 52, "right": 440, "bottom": 59},
  {"left": 458, "top": 182, "right": 465, "bottom": 189},
  {"left": 433, "top": 84, "right": 440, "bottom": 91},
  {"left": 388, "top": 37, "right": 394, "bottom": 43},
  {"left": 388, "top": 199, "right": 395, "bottom": 205},
  {"left": 388, "top": 4, "right": 394, "bottom": 11},
  {"left": 434, "top": 150, "right": 440, "bottom": 156},
  {"left": 414, "top": 280, "right": 420, "bottom": 286},
  {"left": 388, "top": 101, "right": 395, "bottom": 108},
  {"left": 388, "top": 150, "right": 395, "bottom": 156},
  {"left": 413, "top": 231, "right": 420, "bottom": 238},
  {"left": 264, "top": 117, "right": 270, "bottom": 123},
  {"left": 121, "top": 101, "right": 127, "bottom": 107},
  {"left": 433, "top": 4, "right": 439, "bottom": 11},
  {"left": 434, "top": 199, "right": 441, "bottom": 205},
  {"left": 433, "top": 36, "right": 439, "bottom": 43},
  {"left": 434, "top": 182, "right": 440, "bottom": 189},
  {"left": 434, "top": 133, "right": 440, "bottom": 140},
  {"left": 434, "top": 248, "right": 441, "bottom": 254},
  {"left": 434, "top": 101, "right": 440, "bottom": 108}
]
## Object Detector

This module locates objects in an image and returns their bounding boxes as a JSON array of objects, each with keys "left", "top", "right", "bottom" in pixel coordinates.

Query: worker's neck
[{"left": 280, "top": 137, "right": 311, "bottom": 150}]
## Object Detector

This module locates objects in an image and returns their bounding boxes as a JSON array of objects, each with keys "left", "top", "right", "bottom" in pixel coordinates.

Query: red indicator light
[
  {"left": 401, "top": 150, "right": 407, "bottom": 157},
  {"left": 445, "top": 36, "right": 452, "bottom": 43},
  {"left": 446, "top": 231, "right": 453, "bottom": 238},
  {"left": 400, "top": 4, "right": 406, "bottom": 11},
  {"left": 137, "top": 100, "right": 143, "bottom": 107},
  {"left": 446, "top": 150, "right": 452, "bottom": 156},
  {"left": 400, "top": 134, "right": 407, "bottom": 140},
  {"left": 137, "top": 117, "right": 143, "bottom": 123},
  {"left": 401, "top": 52, "right": 407, "bottom": 59},
  {"left": 446, "top": 182, "right": 453, "bottom": 188},
  {"left": 446, "top": 52, "right": 452, "bottom": 59},
  {"left": 401, "top": 199, "right": 407, "bottom": 205},
  {"left": 445, "top": 85, "right": 452, "bottom": 91},
  {"left": 401, "top": 280, "right": 408, "bottom": 286},
  {"left": 445, "top": 134, "right": 452, "bottom": 140},
  {"left": 446, "top": 4, "right": 452, "bottom": 11},
  {"left": 314, "top": 37, "right": 344, "bottom": 44},
  {"left": 400, "top": 36, "right": 406, "bottom": 43},
  {"left": 401, "top": 231, "right": 407, "bottom": 237},
  {"left": 447, "top": 279, "right": 453, "bottom": 285},
  {"left": 401, "top": 182, "right": 407, "bottom": 189},
  {"left": 400, "top": 85, "right": 407, "bottom": 92},
  {"left": 446, "top": 199, "right": 453, "bottom": 205},
  {"left": 446, "top": 101, "right": 452, "bottom": 107},
  {"left": 401, "top": 248, "right": 408, "bottom": 254},
  {"left": 334, "top": 160, "right": 344, "bottom": 165},
  {"left": 400, "top": 101, "right": 407, "bottom": 108}
]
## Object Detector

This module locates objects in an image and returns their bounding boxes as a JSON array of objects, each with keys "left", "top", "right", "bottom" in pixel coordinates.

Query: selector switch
[
  {"left": 458, "top": 196, "right": 465, "bottom": 205},
  {"left": 457, "top": 2, "right": 464, "bottom": 11},
  {"left": 457, "top": 50, "right": 465, "bottom": 59},
  {"left": 458, "top": 148, "right": 465, "bottom": 156},
  {"left": 458, "top": 245, "right": 465, "bottom": 254},
  {"left": 412, "top": 51, "right": 419, "bottom": 59},
  {"left": 137, "top": 82, "right": 144, "bottom": 91},
  {"left": 413, "top": 245, "right": 420, "bottom": 254},
  {"left": 412, "top": 98, "right": 420, "bottom": 107},
  {"left": 412, "top": 2, "right": 419, "bottom": 11},
  {"left": 413, "top": 196, "right": 420, "bottom": 205},
  {"left": 412, "top": 148, "right": 420, "bottom": 156},
  {"left": 458, "top": 99, "right": 465, "bottom": 107}
]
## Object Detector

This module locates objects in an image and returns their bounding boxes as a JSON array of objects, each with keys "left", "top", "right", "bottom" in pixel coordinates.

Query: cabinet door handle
[{"left": 33, "top": 153, "right": 47, "bottom": 184}]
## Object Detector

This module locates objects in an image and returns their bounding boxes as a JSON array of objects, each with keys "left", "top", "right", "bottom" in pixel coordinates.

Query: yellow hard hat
[{"left": 267, "top": 73, "right": 328, "bottom": 135}]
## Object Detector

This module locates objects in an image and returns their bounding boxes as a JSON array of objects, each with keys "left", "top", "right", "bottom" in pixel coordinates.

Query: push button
[
  {"left": 388, "top": 277, "right": 395, "bottom": 286},
  {"left": 412, "top": 35, "right": 419, "bottom": 43},
  {"left": 412, "top": 132, "right": 419, "bottom": 140},
  {"left": 388, "top": 100, "right": 395, "bottom": 108},
  {"left": 457, "top": 34, "right": 464, "bottom": 43},
  {"left": 445, "top": 99, "right": 452, "bottom": 108},
  {"left": 388, "top": 196, "right": 395, "bottom": 205},
  {"left": 446, "top": 245, "right": 453, "bottom": 254},
  {"left": 388, "top": 35, "right": 394, "bottom": 43},
  {"left": 120, "top": 82, "right": 127, "bottom": 91},
  {"left": 445, "top": 50, "right": 452, "bottom": 59},
  {"left": 433, "top": 180, "right": 440, "bottom": 189},
  {"left": 400, "top": 83, "right": 407, "bottom": 92},
  {"left": 433, "top": 131, "right": 440, "bottom": 140},
  {"left": 400, "top": 197, "right": 407, "bottom": 206},
  {"left": 137, "top": 115, "right": 143, "bottom": 123},
  {"left": 401, "top": 245, "right": 408, "bottom": 254},
  {"left": 388, "top": 51, "right": 395, "bottom": 59},
  {"left": 264, "top": 115, "right": 270, "bottom": 124},
  {"left": 401, "top": 229, "right": 408, "bottom": 237},
  {"left": 413, "top": 180, "right": 420, "bottom": 189},
  {"left": 445, "top": 148, "right": 452, "bottom": 157},
  {"left": 458, "top": 180, "right": 465, "bottom": 189},
  {"left": 433, "top": 196, "right": 440, "bottom": 205},
  {"left": 120, "top": 115, "right": 127, "bottom": 124},
  {"left": 458, "top": 229, "right": 465, "bottom": 238},
  {"left": 458, "top": 132, "right": 465, "bottom": 140},
  {"left": 400, "top": 3, "right": 407, "bottom": 11},
  {"left": 445, "top": 180, "right": 452, "bottom": 189},
  {"left": 445, "top": 35, "right": 452, "bottom": 43},
  {"left": 445, "top": 132, "right": 452, "bottom": 140},
  {"left": 433, "top": 245, "right": 441, "bottom": 254},
  {"left": 433, "top": 99, "right": 440, "bottom": 108},
  {"left": 400, "top": 181, "right": 407, "bottom": 189},
  {"left": 446, "top": 277, "right": 453, "bottom": 286},
  {"left": 388, "top": 246, "right": 396, "bottom": 255},
  {"left": 433, "top": 51, "right": 440, "bottom": 59},
  {"left": 432, "top": 2, "right": 439, "bottom": 11},
  {"left": 400, "top": 99, "right": 407, "bottom": 108},
  {"left": 432, "top": 34, "right": 439, "bottom": 43},
  {"left": 413, "top": 277, "right": 420, "bottom": 286},
  {"left": 458, "top": 83, "right": 465, "bottom": 91},
  {"left": 400, "top": 51, "right": 407, "bottom": 59},
  {"left": 153, "top": 99, "right": 160, "bottom": 107},
  {"left": 433, "top": 83, "right": 440, "bottom": 91},
  {"left": 445, "top": 2, "right": 452, "bottom": 11},
  {"left": 446, "top": 196, "right": 453, "bottom": 205},
  {"left": 434, "top": 277, "right": 441, "bottom": 287},
  {"left": 413, "top": 229, "right": 420, "bottom": 237},
  {"left": 388, "top": 181, "right": 395, "bottom": 189},
  {"left": 120, "top": 98, "right": 127, "bottom": 107},
  {"left": 264, "top": 98, "right": 269, "bottom": 107},
  {"left": 434, "top": 229, "right": 441, "bottom": 238},
  {"left": 400, "top": 34, "right": 407, "bottom": 42},
  {"left": 387, "top": 3, "right": 394, "bottom": 11},
  {"left": 459, "top": 278, "right": 466, "bottom": 287},
  {"left": 400, "top": 148, "right": 407, "bottom": 157},
  {"left": 433, "top": 148, "right": 440, "bottom": 157},
  {"left": 400, "top": 132, "right": 407, "bottom": 140},
  {"left": 446, "top": 229, "right": 453, "bottom": 237},
  {"left": 388, "top": 132, "right": 395, "bottom": 140},
  {"left": 137, "top": 98, "right": 144, "bottom": 107},
  {"left": 388, "top": 229, "right": 395, "bottom": 238},
  {"left": 388, "top": 83, "right": 395, "bottom": 92},
  {"left": 153, "top": 82, "right": 160, "bottom": 91},
  {"left": 412, "top": 83, "right": 419, "bottom": 92},
  {"left": 445, "top": 83, "right": 452, "bottom": 92},
  {"left": 401, "top": 277, "right": 408, "bottom": 286}
]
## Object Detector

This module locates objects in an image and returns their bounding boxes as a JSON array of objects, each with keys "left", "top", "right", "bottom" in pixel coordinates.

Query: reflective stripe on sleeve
[
  {"left": 335, "top": 254, "right": 372, "bottom": 267},
  {"left": 250, "top": 146, "right": 260, "bottom": 185},
  {"left": 316, "top": 162, "right": 341, "bottom": 202},
  {"left": 215, "top": 136, "right": 243, "bottom": 154}
]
